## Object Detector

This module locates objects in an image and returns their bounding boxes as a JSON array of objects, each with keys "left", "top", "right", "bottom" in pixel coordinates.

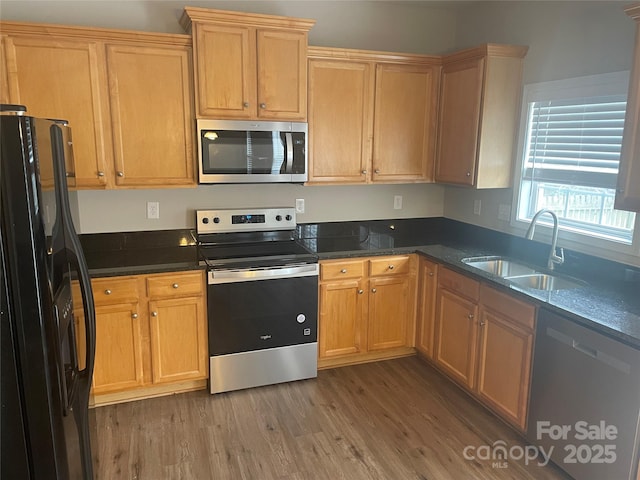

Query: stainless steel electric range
[{"left": 195, "top": 207, "right": 318, "bottom": 394}]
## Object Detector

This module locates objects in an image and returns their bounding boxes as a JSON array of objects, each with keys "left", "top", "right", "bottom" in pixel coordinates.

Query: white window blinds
[{"left": 523, "top": 94, "right": 627, "bottom": 189}]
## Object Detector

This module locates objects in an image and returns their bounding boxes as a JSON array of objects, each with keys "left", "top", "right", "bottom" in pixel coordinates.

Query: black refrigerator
[{"left": 1, "top": 105, "right": 97, "bottom": 479}]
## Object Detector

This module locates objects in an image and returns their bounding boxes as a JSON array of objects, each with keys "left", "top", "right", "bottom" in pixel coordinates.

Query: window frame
[{"left": 511, "top": 71, "right": 640, "bottom": 262}]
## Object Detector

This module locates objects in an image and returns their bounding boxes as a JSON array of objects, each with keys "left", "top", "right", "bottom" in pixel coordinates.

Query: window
[{"left": 515, "top": 72, "right": 636, "bottom": 245}]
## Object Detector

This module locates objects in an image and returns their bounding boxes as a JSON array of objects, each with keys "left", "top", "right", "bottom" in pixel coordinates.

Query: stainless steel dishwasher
[{"left": 527, "top": 308, "right": 640, "bottom": 480}]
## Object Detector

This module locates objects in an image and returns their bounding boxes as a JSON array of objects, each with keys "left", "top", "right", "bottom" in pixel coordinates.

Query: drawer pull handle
[
  {"left": 152, "top": 311, "right": 158, "bottom": 317},
  {"left": 358, "top": 289, "right": 364, "bottom": 295},
  {"left": 388, "top": 265, "right": 394, "bottom": 270},
  {"left": 371, "top": 288, "right": 377, "bottom": 293},
  {"left": 104, "top": 289, "right": 112, "bottom": 295},
  {"left": 172, "top": 283, "right": 179, "bottom": 289},
  {"left": 340, "top": 269, "right": 347, "bottom": 274},
  {"left": 132, "top": 313, "right": 138, "bottom": 319}
]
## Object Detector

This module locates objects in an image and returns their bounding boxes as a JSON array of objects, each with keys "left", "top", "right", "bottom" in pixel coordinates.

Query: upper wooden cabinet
[
  {"left": 307, "top": 47, "right": 440, "bottom": 184},
  {"left": 435, "top": 44, "right": 528, "bottom": 188},
  {"left": 616, "top": 4, "right": 640, "bottom": 211},
  {"left": 1, "top": 22, "right": 196, "bottom": 189},
  {"left": 106, "top": 44, "right": 194, "bottom": 187},
  {"left": 181, "top": 7, "right": 314, "bottom": 120}
]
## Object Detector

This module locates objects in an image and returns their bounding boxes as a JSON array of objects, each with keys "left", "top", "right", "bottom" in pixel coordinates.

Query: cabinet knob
[
  {"left": 152, "top": 311, "right": 158, "bottom": 317},
  {"left": 66, "top": 172, "right": 75, "bottom": 178},
  {"left": 117, "top": 171, "right": 124, "bottom": 177},
  {"left": 67, "top": 141, "right": 73, "bottom": 147},
  {"left": 479, "top": 320, "right": 486, "bottom": 326},
  {"left": 374, "top": 169, "right": 380, "bottom": 174},
  {"left": 97, "top": 171, "right": 105, "bottom": 177},
  {"left": 388, "top": 265, "right": 394, "bottom": 270},
  {"left": 243, "top": 102, "right": 249, "bottom": 108},
  {"left": 468, "top": 313, "right": 474, "bottom": 320},
  {"left": 371, "top": 288, "right": 377, "bottom": 293},
  {"left": 466, "top": 171, "right": 471, "bottom": 177},
  {"left": 340, "top": 269, "right": 347, "bottom": 274},
  {"left": 132, "top": 313, "right": 138, "bottom": 319},
  {"left": 358, "top": 289, "right": 364, "bottom": 295},
  {"left": 429, "top": 272, "right": 434, "bottom": 277},
  {"left": 172, "top": 283, "right": 179, "bottom": 289},
  {"left": 260, "top": 103, "right": 266, "bottom": 109},
  {"left": 361, "top": 170, "right": 367, "bottom": 174},
  {"left": 104, "top": 289, "right": 112, "bottom": 295}
]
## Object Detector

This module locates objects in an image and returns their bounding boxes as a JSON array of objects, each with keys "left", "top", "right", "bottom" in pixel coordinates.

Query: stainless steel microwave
[{"left": 197, "top": 119, "right": 308, "bottom": 184}]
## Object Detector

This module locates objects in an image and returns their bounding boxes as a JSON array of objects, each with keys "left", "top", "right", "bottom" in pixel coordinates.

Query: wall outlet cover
[
  {"left": 394, "top": 195, "right": 403, "bottom": 210},
  {"left": 147, "top": 201, "right": 159, "bottom": 219},
  {"left": 473, "top": 199, "right": 481, "bottom": 215},
  {"left": 295, "top": 198, "right": 305, "bottom": 214}
]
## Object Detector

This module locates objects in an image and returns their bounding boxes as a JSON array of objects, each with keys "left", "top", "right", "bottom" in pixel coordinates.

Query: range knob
[
  {"left": 275, "top": 215, "right": 282, "bottom": 221},
  {"left": 213, "top": 217, "right": 220, "bottom": 224},
  {"left": 202, "top": 217, "right": 209, "bottom": 224},
  {"left": 285, "top": 214, "right": 292, "bottom": 221}
]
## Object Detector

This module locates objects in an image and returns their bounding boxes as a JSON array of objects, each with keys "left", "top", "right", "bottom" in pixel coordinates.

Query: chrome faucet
[{"left": 525, "top": 209, "right": 564, "bottom": 270}]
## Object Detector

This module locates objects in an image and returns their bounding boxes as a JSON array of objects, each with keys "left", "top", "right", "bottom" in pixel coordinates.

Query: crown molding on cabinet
[{"left": 180, "top": 7, "right": 315, "bottom": 33}]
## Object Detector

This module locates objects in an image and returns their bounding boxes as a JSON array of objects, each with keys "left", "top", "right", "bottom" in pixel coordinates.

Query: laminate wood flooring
[{"left": 93, "top": 356, "right": 571, "bottom": 479}]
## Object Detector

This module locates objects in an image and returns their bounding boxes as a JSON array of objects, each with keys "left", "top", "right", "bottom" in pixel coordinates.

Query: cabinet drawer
[
  {"left": 438, "top": 267, "right": 479, "bottom": 302},
  {"left": 90, "top": 278, "right": 139, "bottom": 305},
  {"left": 369, "top": 256, "right": 411, "bottom": 276},
  {"left": 480, "top": 284, "right": 535, "bottom": 330},
  {"left": 320, "top": 260, "right": 366, "bottom": 281},
  {"left": 146, "top": 271, "right": 203, "bottom": 299}
]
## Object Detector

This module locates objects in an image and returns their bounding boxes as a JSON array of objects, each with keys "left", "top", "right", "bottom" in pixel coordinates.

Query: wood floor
[{"left": 93, "top": 356, "right": 571, "bottom": 479}]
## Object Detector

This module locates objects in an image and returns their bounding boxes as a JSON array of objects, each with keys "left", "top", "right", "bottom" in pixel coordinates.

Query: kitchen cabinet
[
  {"left": 72, "top": 270, "right": 207, "bottom": 404},
  {"left": 431, "top": 264, "right": 536, "bottom": 430},
  {"left": 434, "top": 267, "right": 480, "bottom": 388},
  {"left": 307, "top": 47, "right": 440, "bottom": 184},
  {"left": 477, "top": 285, "right": 535, "bottom": 430},
  {"left": 106, "top": 43, "right": 195, "bottom": 187},
  {"left": 435, "top": 44, "right": 528, "bottom": 188},
  {"left": 415, "top": 257, "right": 438, "bottom": 358},
  {"left": 3, "top": 32, "right": 111, "bottom": 188},
  {"left": 616, "top": 4, "right": 640, "bottom": 211},
  {"left": 182, "top": 7, "right": 314, "bottom": 120},
  {"left": 0, "top": 36, "right": 9, "bottom": 104},
  {"left": 318, "top": 255, "right": 417, "bottom": 368},
  {"left": 1, "top": 22, "right": 196, "bottom": 189}
]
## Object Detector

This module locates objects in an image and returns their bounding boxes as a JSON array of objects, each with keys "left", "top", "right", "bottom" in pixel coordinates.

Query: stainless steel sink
[
  {"left": 461, "top": 256, "right": 538, "bottom": 278},
  {"left": 506, "top": 273, "right": 587, "bottom": 291}
]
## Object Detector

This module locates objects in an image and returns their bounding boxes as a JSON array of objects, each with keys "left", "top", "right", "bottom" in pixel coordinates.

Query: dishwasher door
[{"left": 527, "top": 309, "right": 640, "bottom": 480}]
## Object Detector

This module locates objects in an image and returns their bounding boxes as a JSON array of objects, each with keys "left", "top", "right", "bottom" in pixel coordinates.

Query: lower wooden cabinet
[
  {"left": 73, "top": 270, "right": 207, "bottom": 405},
  {"left": 415, "top": 257, "right": 438, "bottom": 358},
  {"left": 318, "top": 255, "right": 417, "bottom": 368},
  {"left": 430, "top": 264, "right": 536, "bottom": 431}
]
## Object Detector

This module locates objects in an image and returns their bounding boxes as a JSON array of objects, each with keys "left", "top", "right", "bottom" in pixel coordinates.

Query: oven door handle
[{"left": 208, "top": 264, "right": 319, "bottom": 284}]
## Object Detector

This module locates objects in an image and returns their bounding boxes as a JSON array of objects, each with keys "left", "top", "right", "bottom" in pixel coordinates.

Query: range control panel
[{"left": 196, "top": 207, "right": 296, "bottom": 234}]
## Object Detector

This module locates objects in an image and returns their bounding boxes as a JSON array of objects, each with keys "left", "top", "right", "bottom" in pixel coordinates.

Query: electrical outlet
[
  {"left": 473, "top": 199, "right": 481, "bottom": 215},
  {"left": 394, "top": 195, "right": 403, "bottom": 210},
  {"left": 147, "top": 201, "right": 159, "bottom": 219},
  {"left": 295, "top": 198, "right": 305, "bottom": 214},
  {"left": 498, "top": 204, "right": 511, "bottom": 221}
]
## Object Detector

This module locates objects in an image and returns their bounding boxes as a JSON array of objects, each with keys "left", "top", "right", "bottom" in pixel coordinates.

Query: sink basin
[
  {"left": 461, "top": 256, "right": 538, "bottom": 278},
  {"left": 506, "top": 273, "right": 587, "bottom": 291}
]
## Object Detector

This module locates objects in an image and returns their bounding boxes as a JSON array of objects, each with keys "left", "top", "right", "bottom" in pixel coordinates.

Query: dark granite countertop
[{"left": 80, "top": 219, "right": 640, "bottom": 348}]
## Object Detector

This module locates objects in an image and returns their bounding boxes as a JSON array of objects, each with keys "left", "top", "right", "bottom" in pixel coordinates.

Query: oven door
[
  {"left": 198, "top": 119, "right": 307, "bottom": 184},
  {"left": 207, "top": 263, "right": 318, "bottom": 393}
]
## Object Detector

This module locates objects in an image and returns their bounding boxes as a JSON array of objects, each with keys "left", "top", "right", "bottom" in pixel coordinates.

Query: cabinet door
[
  {"left": 92, "top": 303, "right": 144, "bottom": 394},
  {"left": 256, "top": 29, "right": 307, "bottom": 120},
  {"left": 106, "top": 44, "right": 195, "bottom": 187},
  {"left": 615, "top": 13, "right": 640, "bottom": 211},
  {"left": 308, "top": 58, "right": 373, "bottom": 183},
  {"left": 148, "top": 296, "right": 207, "bottom": 384},
  {"left": 368, "top": 275, "right": 411, "bottom": 351},
  {"left": 416, "top": 258, "right": 438, "bottom": 358},
  {"left": 435, "top": 57, "right": 484, "bottom": 186},
  {"left": 434, "top": 289, "right": 478, "bottom": 388},
  {"left": 476, "top": 307, "right": 533, "bottom": 430},
  {"left": 4, "top": 36, "right": 111, "bottom": 188},
  {"left": 319, "top": 279, "right": 367, "bottom": 358},
  {"left": 0, "top": 36, "right": 9, "bottom": 104},
  {"left": 194, "top": 23, "right": 255, "bottom": 118},
  {"left": 372, "top": 63, "right": 439, "bottom": 182}
]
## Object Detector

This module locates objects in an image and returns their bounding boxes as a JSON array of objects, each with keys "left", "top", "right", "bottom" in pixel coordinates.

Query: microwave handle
[{"left": 284, "top": 132, "right": 293, "bottom": 174}]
